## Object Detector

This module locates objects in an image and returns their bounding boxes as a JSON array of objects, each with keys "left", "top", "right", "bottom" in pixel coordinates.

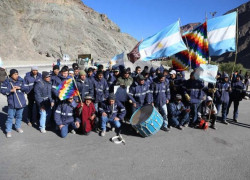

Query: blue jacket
[
  {"left": 169, "top": 77, "right": 185, "bottom": 101},
  {"left": 230, "top": 80, "right": 246, "bottom": 101},
  {"left": 24, "top": 72, "right": 42, "bottom": 95},
  {"left": 168, "top": 102, "right": 186, "bottom": 117},
  {"left": 54, "top": 100, "right": 79, "bottom": 126},
  {"left": 76, "top": 78, "right": 94, "bottom": 99},
  {"left": 50, "top": 72, "right": 58, "bottom": 82},
  {"left": 52, "top": 75, "right": 70, "bottom": 97},
  {"left": 1, "top": 77, "right": 28, "bottom": 109},
  {"left": 34, "top": 79, "right": 53, "bottom": 108},
  {"left": 216, "top": 81, "right": 231, "bottom": 103},
  {"left": 144, "top": 78, "right": 151, "bottom": 89},
  {"left": 108, "top": 74, "right": 119, "bottom": 93},
  {"left": 149, "top": 79, "right": 171, "bottom": 107},
  {"left": 99, "top": 100, "right": 126, "bottom": 120},
  {"left": 184, "top": 79, "right": 204, "bottom": 104},
  {"left": 128, "top": 81, "right": 150, "bottom": 107},
  {"left": 93, "top": 77, "right": 109, "bottom": 103}
]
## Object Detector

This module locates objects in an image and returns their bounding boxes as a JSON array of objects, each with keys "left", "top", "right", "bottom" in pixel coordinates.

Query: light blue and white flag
[
  {"left": 194, "top": 64, "right": 218, "bottom": 83},
  {"left": 109, "top": 52, "right": 124, "bottom": 67},
  {"left": 208, "top": 12, "right": 237, "bottom": 56},
  {"left": 0, "top": 57, "right": 3, "bottom": 67},
  {"left": 139, "top": 21, "right": 187, "bottom": 61}
]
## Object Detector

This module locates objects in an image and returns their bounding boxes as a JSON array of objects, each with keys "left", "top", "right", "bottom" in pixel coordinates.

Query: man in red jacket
[{"left": 77, "top": 95, "right": 96, "bottom": 135}]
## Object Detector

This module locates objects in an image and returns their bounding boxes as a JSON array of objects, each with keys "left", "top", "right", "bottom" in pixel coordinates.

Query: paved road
[{"left": 0, "top": 66, "right": 250, "bottom": 180}]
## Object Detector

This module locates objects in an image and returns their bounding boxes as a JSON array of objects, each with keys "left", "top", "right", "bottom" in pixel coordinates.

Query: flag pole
[
  {"left": 5, "top": 69, "right": 23, "bottom": 108},
  {"left": 179, "top": 18, "right": 191, "bottom": 71},
  {"left": 72, "top": 76, "right": 83, "bottom": 104},
  {"left": 231, "top": 9, "right": 239, "bottom": 76}
]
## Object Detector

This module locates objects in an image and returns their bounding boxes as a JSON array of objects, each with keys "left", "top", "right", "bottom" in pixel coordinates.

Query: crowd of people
[{"left": 0, "top": 62, "right": 248, "bottom": 138}]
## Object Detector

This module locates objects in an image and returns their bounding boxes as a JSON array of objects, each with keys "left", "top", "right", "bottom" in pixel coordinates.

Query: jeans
[
  {"left": 60, "top": 122, "right": 77, "bottom": 138},
  {"left": 6, "top": 108, "right": 24, "bottom": 133},
  {"left": 156, "top": 104, "right": 168, "bottom": 128},
  {"left": 169, "top": 111, "right": 189, "bottom": 127},
  {"left": 190, "top": 103, "right": 200, "bottom": 125},
  {"left": 101, "top": 116, "right": 121, "bottom": 131},
  {"left": 216, "top": 102, "right": 228, "bottom": 121},
  {"left": 227, "top": 100, "right": 240, "bottom": 120},
  {"left": 39, "top": 107, "right": 52, "bottom": 130}
]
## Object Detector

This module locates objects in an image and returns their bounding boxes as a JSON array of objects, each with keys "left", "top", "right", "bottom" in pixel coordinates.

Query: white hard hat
[{"left": 170, "top": 70, "right": 176, "bottom": 75}]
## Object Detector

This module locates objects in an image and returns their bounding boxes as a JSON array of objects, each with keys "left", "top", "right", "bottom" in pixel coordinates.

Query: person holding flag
[
  {"left": 1, "top": 69, "right": 28, "bottom": 138},
  {"left": 54, "top": 96, "right": 80, "bottom": 138}
]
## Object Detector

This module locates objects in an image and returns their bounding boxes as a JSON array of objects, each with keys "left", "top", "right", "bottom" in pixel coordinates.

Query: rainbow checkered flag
[
  {"left": 172, "top": 22, "right": 209, "bottom": 70},
  {"left": 56, "top": 78, "right": 79, "bottom": 101}
]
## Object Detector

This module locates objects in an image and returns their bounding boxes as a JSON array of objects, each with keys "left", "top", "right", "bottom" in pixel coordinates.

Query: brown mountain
[{"left": 0, "top": 0, "right": 137, "bottom": 65}]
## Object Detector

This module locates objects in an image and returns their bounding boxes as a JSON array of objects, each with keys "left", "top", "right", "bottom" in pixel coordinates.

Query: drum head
[{"left": 131, "top": 105, "right": 153, "bottom": 125}]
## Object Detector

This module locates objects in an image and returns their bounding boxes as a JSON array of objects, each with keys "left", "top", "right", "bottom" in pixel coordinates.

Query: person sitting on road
[
  {"left": 76, "top": 95, "right": 96, "bottom": 135},
  {"left": 54, "top": 97, "right": 80, "bottom": 138},
  {"left": 99, "top": 93, "right": 126, "bottom": 137},
  {"left": 168, "top": 94, "right": 190, "bottom": 130},
  {"left": 198, "top": 96, "right": 217, "bottom": 129}
]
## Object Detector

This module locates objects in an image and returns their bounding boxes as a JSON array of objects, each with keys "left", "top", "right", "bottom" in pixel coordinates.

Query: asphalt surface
[{"left": 0, "top": 66, "right": 250, "bottom": 180}]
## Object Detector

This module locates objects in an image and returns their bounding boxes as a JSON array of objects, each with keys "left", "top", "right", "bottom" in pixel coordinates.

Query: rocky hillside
[
  {"left": 211, "top": 1, "right": 250, "bottom": 68},
  {"left": 0, "top": 0, "right": 137, "bottom": 64}
]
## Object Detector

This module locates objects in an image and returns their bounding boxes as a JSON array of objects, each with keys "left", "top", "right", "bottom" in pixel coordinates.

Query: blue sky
[{"left": 83, "top": 0, "right": 248, "bottom": 41}]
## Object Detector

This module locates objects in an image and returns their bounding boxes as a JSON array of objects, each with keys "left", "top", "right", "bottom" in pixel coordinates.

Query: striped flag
[
  {"left": 208, "top": 11, "right": 237, "bottom": 56},
  {"left": 139, "top": 21, "right": 187, "bottom": 61},
  {"left": 172, "top": 22, "right": 209, "bottom": 70},
  {"left": 109, "top": 52, "right": 124, "bottom": 67},
  {"left": 56, "top": 78, "right": 79, "bottom": 101}
]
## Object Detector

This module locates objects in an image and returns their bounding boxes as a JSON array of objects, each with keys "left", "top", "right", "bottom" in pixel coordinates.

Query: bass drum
[{"left": 130, "top": 104, "right": 163, "bottom": 137}]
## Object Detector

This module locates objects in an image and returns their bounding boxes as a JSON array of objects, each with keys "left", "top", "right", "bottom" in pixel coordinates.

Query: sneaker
[
  {"left": 40, "top": 129, "right": 46, "bottom": 133},
  {"left": 111, "top": 127, "right": 115, "bottom": 132},
  {"left": 101, "top": 130, "right": 106, "bottom": 137},
  {"left": 16, "top": 128, "right": 24, "bottom": 133},
  {"left": 6, "top": 132, "right": 12, "bottom": 138},
  {"left": 177, "top": 125, "right": 183, "bottom": 130},
  {"left": 71, "top": 130, "right": 76, "bottom": 134},
  {"left": 222, "top": 120, "right": 228, "bottom": 125},
  {"left": 27, "top": 122, "right": 32, "bottom": 127},
  {"left": 161, "top": 127, "right": 170, "bottom": 132},
  {"left": 183, "top": 123, "right": 189, "bottom": 127},
  {"left": 233, "top": 119, "right": 238, "bottom": 122}
]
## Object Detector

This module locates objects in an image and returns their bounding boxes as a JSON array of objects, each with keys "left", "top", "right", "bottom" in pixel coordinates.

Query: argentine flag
[
  {"left": 139, "top": 21, "right": 187, "bottom": 61},
  {"left": 208, "top": 12, "right": 237, "bottom": 56},
  {"left": 109, "top": 52, "right": 124, "bottom": 67}
]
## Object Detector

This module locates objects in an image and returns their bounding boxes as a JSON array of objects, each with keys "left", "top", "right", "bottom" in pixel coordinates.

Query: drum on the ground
[{"left": 130, "top": 104, "right": 163, "bottom": 137}]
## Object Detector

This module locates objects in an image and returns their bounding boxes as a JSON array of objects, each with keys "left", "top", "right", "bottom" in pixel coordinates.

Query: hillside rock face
[
  {"left": 212, "top": 1, "right": 250, "bottom": 68},
  {"left": 0, "top": 0, "right": 138, "bottom": 64}
]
